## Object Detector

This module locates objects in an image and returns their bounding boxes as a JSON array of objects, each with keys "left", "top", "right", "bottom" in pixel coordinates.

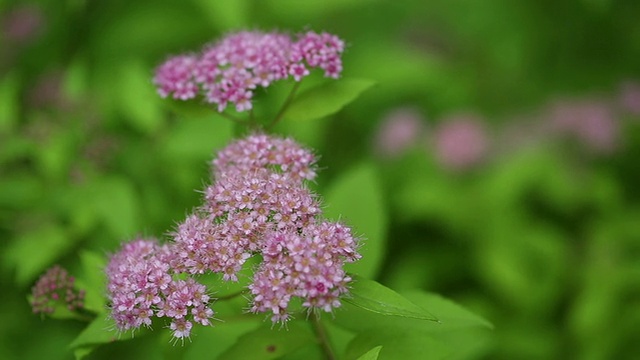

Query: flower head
[
  {"left": 31, "top": 265, "right": 85, "bottom": 315},
  {"left": 249, "top": 221, "right": 359, "bottom": 321},
  {"left": 547, "top": 99, "right": 619, "bottom": 153},
  {"left": 171, "top": 134, "right": 360, "bottom": 324},
  {"left": 619, "top": 81, "right": 640, "bottom": 116},
  {"left": 374, "top": 107, "right": 426, "bottom": 158},
  {"left": 173, "top": 134, "right": 321, "bottom": 281},
  {"left": 431, "top": 114, "right": 489, "bottom": 171},
  {"left": 153, "top": 30, "right": 345, "bottom": 112},
  {"left": 106, "top": 238, "right": 214, "bottom": 338}
]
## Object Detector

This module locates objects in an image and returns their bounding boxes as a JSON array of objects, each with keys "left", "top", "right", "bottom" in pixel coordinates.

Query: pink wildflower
[
  {"left": 619, "top": 81, "right": 640, "bottom": 116},
  {"left": 374, "top": 107, "right": 426, "bottom": 158},
  {"left": 106, "top": 238, "right": 214, "bottom": 337},
  {"left": 432, "top": 113, "right": 489, "bottom": 171},
  {"left": 173, "top": 134, "right": 321, "bottom": 281},
  {"left": 547, "top": 99, "right": 619, "bottom": 153},
  {"left": 31, "top": 265, "right": 85, "bottom": 315},
  {"left": 171, "top": 134, "right": 360, "bottom": 323},
  {"left": 2, "top": 4, "right": 44, "bottom": 43},
  {"left": 153, "top": 55, "right": 199, "bottom": 100},
  {"left": 248, "top": 222, "right": 359, "bottom": 321},
  {"left": 153, "top": 30, "right": 345, "bottom": 112}
]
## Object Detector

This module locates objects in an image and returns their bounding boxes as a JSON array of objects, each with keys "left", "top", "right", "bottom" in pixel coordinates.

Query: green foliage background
[{"left": 1, "top": 0, "right": 639, "bottom": 359}]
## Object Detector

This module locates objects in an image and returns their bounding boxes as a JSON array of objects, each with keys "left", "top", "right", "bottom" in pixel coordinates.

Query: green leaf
[
  {"left": 114, "top": 61, "right": 164, "bottom": 134},
  {"left": 192, "top": 0, "right": 250, "bottom": 30},
  {"left": 283, "top": 78, "right": 375, "bottom": 122},
  {"left": 75, "top": 251, "right": 108, "bottom": 313},
  {"left": 69, "top": 315, "right": 119, "bottom": 351},
  {"left": 183, "top": 319, "right": 261, "bottom": 360},
  {"left": 345, "top": 328, "right": 450, "bottom": 360},
  {"left": 161, "top": 115, "right": 233, "bottom": 161},
  {"left": 0, "top": 70, "right": 19, "bottom": 133},
  {"left": 73, "top": 347, "right": 94, "bottom": 360},
  {"left": 324, "top": 162, "right": 387, "bottom": 278},
  {"left": 402, "top": 291, "right": 493, "bottom": 330},
  {"left": 218, "top": 321, "right": 316, "bottom": 360},
  {"left": 337, "top": 290, "right": 493, "bottom": 360},
  {"left": 355, "top": 345, "right": 383, "bottom": 360},
  {"left": 4, "top": 225, "right": 77, "bottom": 285},
  {"left": 63, "top": 57, "right": 89, "bottom": 103},
  {"left": 344, "top": 277, "right": 438, "bottom": 321},
  {"left": 92, "top": 176, "right": 141, "bottom": 239}
]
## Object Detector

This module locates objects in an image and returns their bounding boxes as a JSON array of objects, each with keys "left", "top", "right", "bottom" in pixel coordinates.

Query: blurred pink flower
[
  {"left": 374, "top": 108, "right": 426, "bottom": 158},
  {"left": 432, "top": 113, "right": 489, "bottom": 171},
  {"left": 2, "top": 4, "right": 44, "bottom": 44},
  {"left": 619, "top": 81, "right": 640, "bottom": 116},
  {"left": 31, "top": 265, "right": 85, "bottom": 315},
  {"left": 27, "top": 70, "right": 67, "bottom": 109},
  {"left": 547, "top": 99, "right": 619, "bottom": 153}
]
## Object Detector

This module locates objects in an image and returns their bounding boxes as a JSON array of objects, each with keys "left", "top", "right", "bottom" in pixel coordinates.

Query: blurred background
[{"left": 1, "top": 0, "right": 639, "bottom": 359}]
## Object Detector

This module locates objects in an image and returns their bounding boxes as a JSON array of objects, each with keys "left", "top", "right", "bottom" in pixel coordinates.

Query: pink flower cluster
[
  {"left": 172, "top": 134, "right": 360, "bottom": 322},
  {"left": 106, "top": 135, "right": 359, "bottom": 337},
  {"left": 374, "top": 107, "right": 426, "bottom": 158},
  {"left": 31, "top": 265, "right": 85, "bottom": 315},
  {"left": 106, "top": 239, "right": 213, "bottom": 339},
  {"left": 250, "top": 222, "right": 358, "bottom": 322},
  {"left": 547, "top": 99, "right": 619, "bottom": 153},
  {"left": 153, "top": 31, "right": 345, "bottom": 112},
  {"left": 433, "top": 114, "right": 489, "bottom": 171}
]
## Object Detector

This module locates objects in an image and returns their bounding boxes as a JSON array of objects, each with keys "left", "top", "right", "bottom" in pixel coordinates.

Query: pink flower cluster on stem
[
  {"left": 172, "top": 134, "right": 360, "bottom": 323},
  {"left": 105, "top": 134, "right": 360, "bottom": 338},
  {"left": 106, "top": 239, "right": 213, "bottom": 339},
  {"left": 153, "top": 31, "right": 344, "bottom": 112}
]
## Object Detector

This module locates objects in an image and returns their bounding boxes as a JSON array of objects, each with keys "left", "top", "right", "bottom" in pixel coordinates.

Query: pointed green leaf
[
  {"left": 219, "top": 321, "right": 316, "bottom": 360},
  {"left": 4, "top": 225, "right": 76, "bottom": 285},
  {"left": 345, "top": 328, "right": 450, "bottom": 360},
  {"left": 75, "top": 251, "right": 108, "bottom": 313},
  {"left": 344, "top": 277, "right": 438, "bottom": 321},
  {"left": 73, "top": 346, "right": 94, "bottom": 360},
  {"left": 93, "top": 176, "right": 141, "bottom": 239},
  {"left": 162, "top": 115, "right": 233, "bottom": 161},
  {"left": 324, "top": 162, "right": 387, "bottom": 278},
  {"left": 0, "top": 71, "right": 19, "bottom": 132},
  {"left": 403, "top": 291, "right": 493, "bottom": 329},
  {"left": 338, "top": 290, "right": 493, "bottom": 360},
  {"left": 184, "top": 319, "right": 261, "bottom": 360},
  {"left": 356, "top": 345, "right": 383, "bottom": 360},
  {"left": 283, "top": 78, "right": 375, "bottom": 122},
  {"left": 69, "top": 315, "right": 119, "bottom": 350},
  {"left": 115, "top": 61, "right": 164, "bottom": 134}
]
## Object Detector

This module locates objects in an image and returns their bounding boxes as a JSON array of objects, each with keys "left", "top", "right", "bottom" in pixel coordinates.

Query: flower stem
[
  {"left": 268, "top": 81, "right": 301, "bottom": 130},
  {"left": 249, "top": 108, "right": 256, "bottom": 126},
  {"left": 220, "top": 112, "right": 248, "bottom": 125},
  {"left": 217, "top": 289, "right": 247, "bottom": 301},
  {"left": 311, "top": 312, "right": 336, "bottom": 360}
]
